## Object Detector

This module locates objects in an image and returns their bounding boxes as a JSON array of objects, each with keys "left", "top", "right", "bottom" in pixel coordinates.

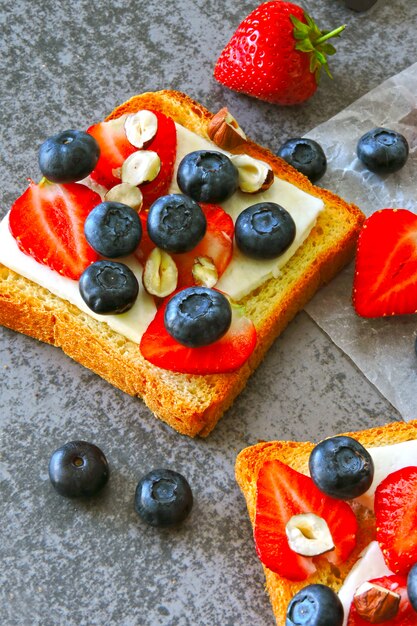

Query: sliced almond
[
  {"left": 192, "top": 256, "right": 218, "bottom": 288},
  {"left": 285, "top": 513, "right": 334, "bottom": 557},
  {"left": 230, "top": 154, "right": 274, "bottom": 193},
  {"left": 104, "top": 183, "right": 143, "bottom": 211},
  {"left": 124, "top": 110, "right": 158, "bottom": 148},
  {"left": 121, "top": 151, "right": 161, "bottom": 186},
  {"left": 143, "top": 247, "right": 178, "bottom": 297},
  {"left": 207, "top": 107, "right": 247, "bottom": 150}
]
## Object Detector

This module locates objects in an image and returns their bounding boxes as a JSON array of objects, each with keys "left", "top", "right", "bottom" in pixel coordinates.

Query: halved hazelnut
[
  {"left": 121, "top": 151, "right": 161, "bottom": 186},
  {"left": 104, "top": 183, "right": 143, "bottom": 211},
  {"left": 192, "top": 256, "right": 218, "bottom": 288},
  {"left": 230, "top": 154, "right": 274, "bottom": 193},
  {"left": 285, "top": 513, "right": 334, "bottom": 557},
  {"left": 207, "top": 107, "right": 247, "bottom": 150},
  {"left": 353, "top": 582, "right": 400, "bottom": 623},
  {"left": 124, "top": 110, "right": 158, "bottom": 148},
  {"left": 143, "top": 247, "right": 178, "bottom": 297}
]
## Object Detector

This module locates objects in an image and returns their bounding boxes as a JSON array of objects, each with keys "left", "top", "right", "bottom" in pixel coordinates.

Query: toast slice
[
  {"left": 0, "top": 90, "right": 364, "bottom": 437},
  {"left": 235, "top": 419, "right": 417, "bottom": 624}
]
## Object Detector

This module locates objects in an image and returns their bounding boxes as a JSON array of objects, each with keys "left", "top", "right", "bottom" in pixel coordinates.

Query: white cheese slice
[
  {"left": 0, "top": 213, "right": 156, "bottom": 344},
  {"left": 338, "top": 541, "right": 393, "bottom": 626},
  {"left": 356, "top": 440, "right": 417, "bottom": 510}
]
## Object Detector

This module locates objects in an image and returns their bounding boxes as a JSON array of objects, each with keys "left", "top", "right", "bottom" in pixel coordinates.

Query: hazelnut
[
  {"left": 104, "top": 183, "right": 143, "bottom": 211},
  {"left": 192, "top": 256, "right": 218, "bottom": 288},
  {"left": 353, "top": 582, "right": 400, "bottom": 623},
  {"left": 124, "top": 110, "right": 158, "bottom": 148},
  {"left": 230, "top": 154, "right": 274, "bottom": 193},
  {"left": 143, "top": 247, "right": 178, "bottom": 297},
  {"left": 285, "top": 513, "right": 334, "bottom": 557},
  {"left": 121, "top": 150, "right": 161, "bottom": 186},
  {"left": 207, "top": 107, "right": 247, "bottom": 149}
]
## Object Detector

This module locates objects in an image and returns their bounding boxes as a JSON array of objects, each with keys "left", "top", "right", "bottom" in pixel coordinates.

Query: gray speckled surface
[{"left": 0, "top": 1, "right": 415, "bottom": 625}]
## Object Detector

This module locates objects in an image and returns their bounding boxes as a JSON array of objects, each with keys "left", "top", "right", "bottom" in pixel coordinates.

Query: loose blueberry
[
  {"left": 79, "top": 260, "right": 139, "bottom": 314},
  {"left": 408, "top": 563, "right": 417, "bottom": 612},
  {"left": 235, "top": 202, "right": 296, "bottom": 259},
  {"left": 357, "top": 127, "right": 409, "bottom": 174},
  {"left": 164, "top": 286, "right": 232, "bottom": 348},
  {"left": 38, "top": 129, "right": 100, "bottom": 183},
  {"left": 309, "top": 436, "right": 374, "bottom": 500},
  {"left": 84, "top": 201, "right": 142, "bottom": 258},
  {"left": 48, "top": 441, "right": 109, "bottom": 498},
  {"left": 147, "top": 194, "right": 206, "bottom": 253},
  {"left": 286, "top": 584, "right": 344, "bottom": 626},
  {"left": 177, "top": 150, "right": 239, "bottom": 203},
  {"left": 344, "top": 0, "right": 378, "bottom": 11},
  {"left": 277, "top": 138, "right": 327, "bottom": 183},
  {"left": 134, "top": 468, "right": 193, "bottom": 527}
]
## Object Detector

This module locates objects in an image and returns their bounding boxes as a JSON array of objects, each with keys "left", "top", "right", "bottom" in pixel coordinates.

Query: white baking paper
[{"left": 304, "top": 61, "right": 417, "bottom": 421}]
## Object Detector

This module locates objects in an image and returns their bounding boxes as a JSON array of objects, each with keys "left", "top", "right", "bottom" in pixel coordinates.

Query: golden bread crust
[
  {"left": 0, "top": 90, "right": 364, "bottom": 436},
  {"left": 235, "top": 419, "right": 417, "bottom": 625}
]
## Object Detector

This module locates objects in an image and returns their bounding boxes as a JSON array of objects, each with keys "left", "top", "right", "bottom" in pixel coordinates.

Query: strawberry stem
[
  {"left": 315, "top": 25, "right": 346, "bottom": 45},
  {"left": 39, "top": 176, "right": 52, "bottom": 187}
]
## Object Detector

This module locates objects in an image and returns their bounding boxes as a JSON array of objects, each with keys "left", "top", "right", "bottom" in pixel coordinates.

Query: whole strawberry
[{"left": 214, "top": 1, "right": 345, "bottom": 105}]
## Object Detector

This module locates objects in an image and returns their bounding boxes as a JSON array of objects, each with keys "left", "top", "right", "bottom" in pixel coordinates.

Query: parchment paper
[{"left": 304, "top": 62, "right": 417, "bottom": 421}]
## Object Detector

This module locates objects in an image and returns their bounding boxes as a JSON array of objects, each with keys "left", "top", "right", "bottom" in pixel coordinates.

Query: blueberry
[
  {"left": 84, "top": 201, "right": 142, "bottom": 258},
  {"left": 277, "top": 138, "right": 327, "bottom": 183},
  {"left": 48, "top": 441, "right": 109, "bottom": 498},
  {"left": 147, "top": 194, "right": 206, "bottom": 253},
  {"left": 357, "top": 127, "right": 409, "bottom": 174},
  {"left": 344, "top": 0, "right": 378, "bottom": 11},
  {"left": 286, "top": 584, "right": 344, "bottom": 626},
  {"left": 408, "top": 563, "right": 417, "bottom": 612},
  {"left": 309, "top": 436, "right": 374, "bottom": 500},
  {"left": 79, "top": 260, "right": 139, "bottom": 314},
  {"left": 38, "top": 129, "right": 100, "bottom": 183},
  {"left": 134, "top": 468, "right": 193, "bottom": 527},
  {"left": 177, "top": 150, "right": 239, "bottom": 203},
  {"left": 164, "top": 286, "right": 232, "bottom": 348},
  {"left": 235, "top": 202, "right": 296, "bottom": 259}
]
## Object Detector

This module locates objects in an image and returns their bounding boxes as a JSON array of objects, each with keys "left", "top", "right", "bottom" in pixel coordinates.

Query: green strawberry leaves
[{"left": 291, "top": 13, "right": 345, "bottom": 82}]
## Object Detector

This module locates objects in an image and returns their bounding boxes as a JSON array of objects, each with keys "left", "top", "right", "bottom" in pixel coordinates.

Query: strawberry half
[
  {"left": 353, "top": 209, "right": 417, "bottom": 318},
  {"left": 136, "top": 203, "right": 234, "bottom": 288},
  {"left": 375, "top": 466, "right": 417, "bottom": 576},
  {"left": 347, "top": 575, "right": 415, "bottom": 625},
  {"left": 87, "top": 110, "right": 176, "bottom": 208},
  {"left": 140, "top": 291, "right": 256, "bottom": 374},
  {"left": 254, "top": 459, "right": 357, "bottom": 581},
  {"left": 214, "top": 1, "right": 345, "bottom": 105},
  {"left": 87, "top": 115, "right": 136, "bottom": 189},
  {"left": 9, "top": 180, "right": 100, "bottom": 280}
]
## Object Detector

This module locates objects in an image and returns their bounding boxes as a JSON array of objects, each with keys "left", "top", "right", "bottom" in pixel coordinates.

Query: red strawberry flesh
[
  {"left": 347, "top": 575, "right": 415, "bottom": 625},
  {"left": 375, "top": 465, "right": 417, "bottom": 576},
  {"left": 9, "top": 180, "right": 100, "bottom": 280},
  {"left": 353, "top": 209, "right": 417, "bottom": 317},
  {"left": 254, "top": 459, "right": 357, "bottom": 580}
]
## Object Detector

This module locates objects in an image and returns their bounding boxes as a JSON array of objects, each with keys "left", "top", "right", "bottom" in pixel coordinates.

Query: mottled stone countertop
[{"left": 1, "top": 1, "right": 416, "bottom": 625}]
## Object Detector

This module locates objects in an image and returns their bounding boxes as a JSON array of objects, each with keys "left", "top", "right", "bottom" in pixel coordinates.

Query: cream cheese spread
[{"left": 0, "top": 120, "right": 324, "bottom": 342}]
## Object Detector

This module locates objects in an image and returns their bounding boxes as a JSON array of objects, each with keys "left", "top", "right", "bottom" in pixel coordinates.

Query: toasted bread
[
  {"left": 235, "top": 419, "right": 417, "bottom": 624},
  {"left": 0, "top": 90, "right": 364, "bottom": 437}
]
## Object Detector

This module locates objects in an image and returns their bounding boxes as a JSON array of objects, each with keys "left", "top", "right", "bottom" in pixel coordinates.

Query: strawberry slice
[
  {"left": 347, "top": 575, "right": 415, "bottom": 625},
  {"left": 136, "top": 203, "right": 234, "bottom": 288},
  {"left": 9, "top": 180, "right": 100, "bottom": 280},
  {"left": 254, "top": 459, "right": 357, "bottom": 581},
  {"left": 353, "top": 209, "right": 417, "bottom": 317},
  {"left": 375, "top": 466, "right": 417, "bottom": 576},
  {"left": 87, "top": 110, "right": 176, "bottom": 208},
  {"left": 140, "top": 291, "right": 256, "bottom": 374},
  {"left": 87, "top": 115, "right": 136, "bottom": 189}
]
